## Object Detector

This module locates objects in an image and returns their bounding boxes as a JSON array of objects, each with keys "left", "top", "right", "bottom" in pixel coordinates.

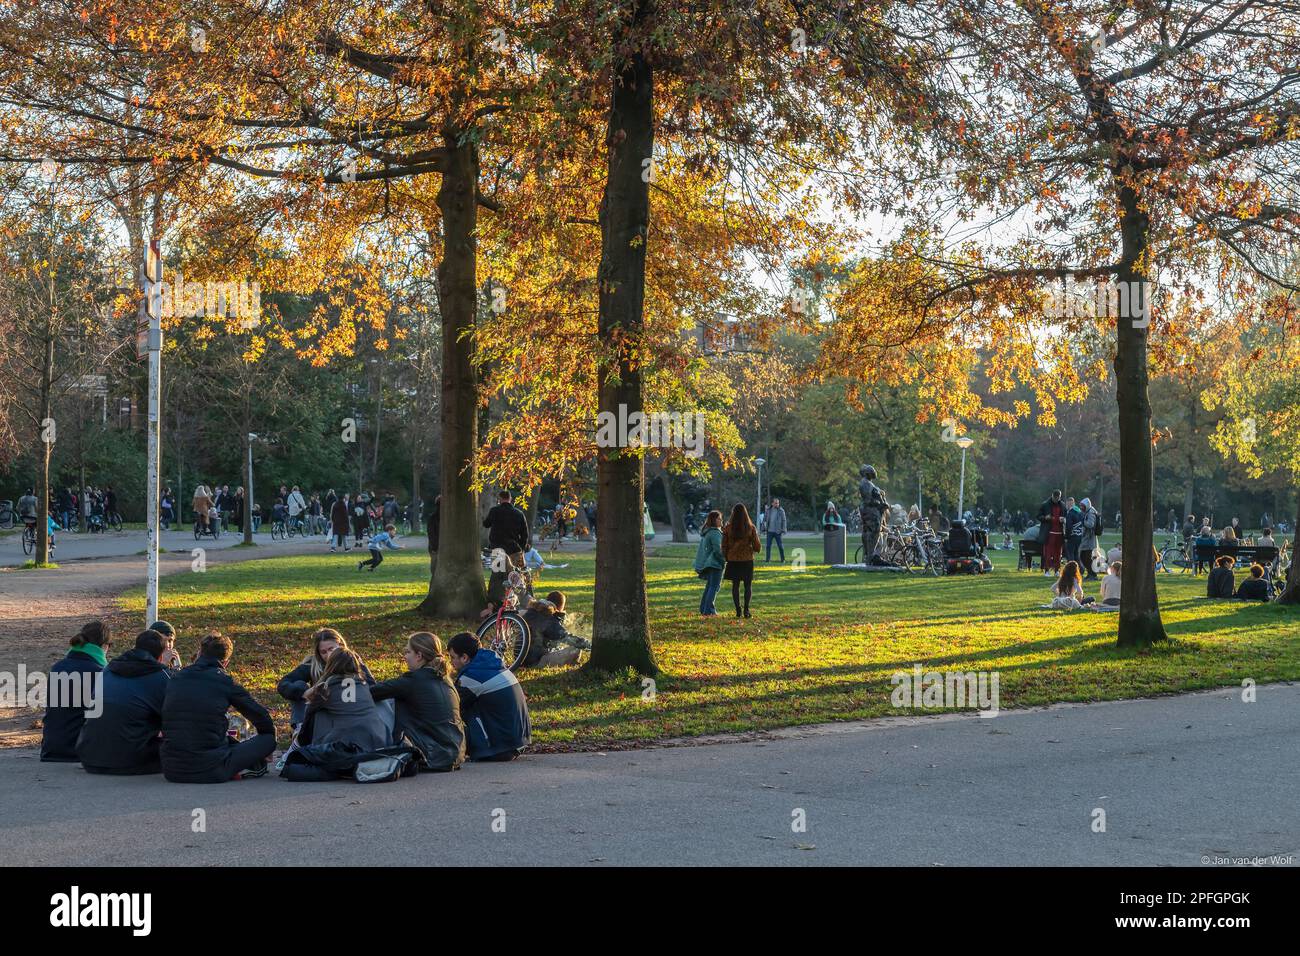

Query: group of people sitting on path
[{"left": 39, "top": 619, "right": 531, "bottom": 783}]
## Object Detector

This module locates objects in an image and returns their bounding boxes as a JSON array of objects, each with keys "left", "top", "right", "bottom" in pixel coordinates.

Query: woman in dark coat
[
  {"left": 330, "top": 495, "right": 351, "bottom": 552},
  {"left": 41, "top": 621, "right": 111, "bottom": 761},
  {"left": 369, "top": 632, "right": 465, "bottom": 771}
]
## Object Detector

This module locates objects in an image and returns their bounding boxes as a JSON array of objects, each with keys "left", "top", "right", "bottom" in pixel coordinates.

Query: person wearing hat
[{"left": 149, "top": 620, "right": 182, "bottom": 668}]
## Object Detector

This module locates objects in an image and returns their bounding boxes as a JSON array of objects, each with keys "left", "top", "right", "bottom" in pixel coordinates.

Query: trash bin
[{"left": 823, "top": 525, "right": 846, "bottom": 564}]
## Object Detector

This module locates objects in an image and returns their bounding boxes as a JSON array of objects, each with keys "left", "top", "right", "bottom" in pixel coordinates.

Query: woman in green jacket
[{"left": 693, "top": 510, "right": 725, "bottom": 616}]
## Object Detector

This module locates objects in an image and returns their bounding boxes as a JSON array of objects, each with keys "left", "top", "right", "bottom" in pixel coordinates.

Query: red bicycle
[{"left": 474, "top": 561, "right": 532, "bottom": 670}]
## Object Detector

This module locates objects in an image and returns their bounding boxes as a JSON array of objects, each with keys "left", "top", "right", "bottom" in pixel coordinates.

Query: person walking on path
[
  {"left": 330, "top": 493, "right": 351, "bottom": 552},
  {"left": 693, "top": 510, "right": 725, "bottom": 616},
  {"left": 722, "top": 504, "right": 761, "bottom": 619},
  {"left": 764, "top": 498, "right": 788, "bottom": 562}
]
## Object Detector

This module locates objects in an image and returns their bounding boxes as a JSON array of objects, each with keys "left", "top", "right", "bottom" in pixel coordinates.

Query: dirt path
[{"left": 0, "top": 538, "right": 361, "bottom": 747}]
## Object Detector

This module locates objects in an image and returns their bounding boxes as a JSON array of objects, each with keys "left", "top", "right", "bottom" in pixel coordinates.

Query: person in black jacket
[
  {"left": 1235, "top": 564, "right": 1272, "bottom": 601},
  {"left": 77, "top": 629, "right": 173, "bottom": 774},
  {"left": 520, "top": 591, "right": 590, "bottom": 667},
  {"left": 41, "top": 621, "right": 111, "bottom": 762},
  {"left": 1206, "top": 555, "right": 1237, "bottom": 599},
  {"left": 448, "top": 631, "right": 530, "bottom": 762},
  {"left": 369, "top": 632, "right": 465, "bottom": 771},
  {"left": 161, "top": 632, "right": 276, "bottom": 783},
  {"left": 484, "top": 491, "right": 530, "bottom": 603},
  {"left": 277, "top": 628, "right": 374, "bottom": 729}
]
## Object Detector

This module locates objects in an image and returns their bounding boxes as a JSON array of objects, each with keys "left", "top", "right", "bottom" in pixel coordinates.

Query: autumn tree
[{"left": 824, "top": 0, "right": 1300, "bottom": 645}]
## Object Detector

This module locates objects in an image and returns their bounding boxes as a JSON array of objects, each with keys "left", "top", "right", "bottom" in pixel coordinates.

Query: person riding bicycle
[
  {"left": 104, "top": 485, "right": 118, "bottom": 525},
  {"left": 858, "top": 465, "right": 889, "bottom": 565},
  {"left": 287, "top": 485, "right": 307, "bottom": 529},
  {"left": 271, "top": 497, "right": 289, "bottom": 529},
  {"left": 18, "top": 488, "right": 38, "bottom": 523}
]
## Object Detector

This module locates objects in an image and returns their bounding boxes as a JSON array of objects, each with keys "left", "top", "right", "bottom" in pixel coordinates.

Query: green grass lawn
[{"left": 115, "top": 535, "right": 1300, "bottom": 750}]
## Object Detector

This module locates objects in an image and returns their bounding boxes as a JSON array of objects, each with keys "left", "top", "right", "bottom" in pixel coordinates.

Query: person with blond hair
[
  {"left": 369, "top": 632, "right": 466, "bottom": 771},
  {"left": 192, "top": 484, "right": 214, "bottom": 533},
  {"left": 277, "top": 628, "right": 375, "bottom": 729}
]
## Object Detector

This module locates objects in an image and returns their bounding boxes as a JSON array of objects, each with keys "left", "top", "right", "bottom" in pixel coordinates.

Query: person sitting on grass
[
  {"left": 149, "top": 620, "right": 183, "bottom": 669},
  {"left": 358, "top": 523, "right": 401, "bottom": 571},
  {"left": 77, "top": 629, "right": 174, "bottom": 775},
  {"left": 520, "top": 591, "right": 591, "bottom": 667},
  {"left": 161, "top": 633, "right": 276, "bottom": 783},
  {"left": 369, "top": 632, "right": 466, "bottom": 772},
  {"left": 1235, "top": 563, "right": 1272, "bottom": 602},
  {"left": 1206, "top": 554, "right": 1237, "bottom": 598},
  {"left": 41, "top": 621, "right": 111, "bottom": 762},
  {"left": 1049, "top": 560, "right": 1093, "bottom": 609},
  {"left": 299, "top": 649, "right": 391, "bottom": 753},
  {"left": 447, "top": 632, "right": 530, "bottom": 762},
  {"left": 277, "top": 628, "right": 377, "bottom": 730},
  {"left": 1100, "top": 561, "right": 1122, "bottom": 606}
]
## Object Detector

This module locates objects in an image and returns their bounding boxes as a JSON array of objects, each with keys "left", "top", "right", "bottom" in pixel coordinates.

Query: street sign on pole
[{"left": 144, "top": 239, "right": 162, "bottom": 625}]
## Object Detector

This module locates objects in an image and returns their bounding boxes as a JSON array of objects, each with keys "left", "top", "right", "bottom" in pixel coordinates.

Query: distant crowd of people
[{"left": 40, "top": 619, "right": 531, "bottom": 783}]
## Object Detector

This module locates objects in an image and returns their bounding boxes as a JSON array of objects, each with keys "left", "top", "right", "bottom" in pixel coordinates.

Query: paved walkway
[{"left": 2, "top": 683, "right": 1295, "bottom": 866}]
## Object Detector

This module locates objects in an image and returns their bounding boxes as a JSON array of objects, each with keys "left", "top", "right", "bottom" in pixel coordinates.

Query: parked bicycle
[
  {"left": 0, "top": 500, "right": 15, "bottom": 530},
  {"left": 1158, "top": 535, "right": 1193, "bottom": 573},
  {"left": 474, "top": 561, "right": 532, "bottom": 671}
]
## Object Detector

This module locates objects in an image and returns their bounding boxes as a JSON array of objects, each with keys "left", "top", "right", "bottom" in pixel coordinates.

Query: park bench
[
  {"left": 1017, "top": 537, "right": 1043, "bottom": 571},
  {"left": 1192, "top": 544, "right": 1279, "bottom": 576}
]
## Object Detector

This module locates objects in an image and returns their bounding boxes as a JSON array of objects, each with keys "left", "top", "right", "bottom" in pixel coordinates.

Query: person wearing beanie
[
  {"left": 148, "top": 620, "right": 182, "bottom": 668},
  {"left": 41, "top": 621, "right": 111, "bottom": 762},
  {"left": 77, "top": 629, "right": 175, "bottom": 774}
]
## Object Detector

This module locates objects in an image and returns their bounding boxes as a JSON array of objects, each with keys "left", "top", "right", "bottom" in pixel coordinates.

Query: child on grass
[{"left": 358, "top": 523, "right": 401, "bottom": 571}]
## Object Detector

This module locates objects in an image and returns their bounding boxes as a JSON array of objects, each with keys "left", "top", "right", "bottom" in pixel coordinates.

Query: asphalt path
[{"left": 2, "top": 682, "right": 1296, "bottom": 866}]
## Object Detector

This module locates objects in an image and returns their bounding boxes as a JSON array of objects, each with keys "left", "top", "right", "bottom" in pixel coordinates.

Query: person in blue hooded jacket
[
  {"left": 77, "top": 629, "right": 174, "bottom": 774},
  {"left": 41, "top": 621, "right": 111, "bottom": 762},
  {"left": 448, "top": 632, "right": 530, "bottom": 761}
]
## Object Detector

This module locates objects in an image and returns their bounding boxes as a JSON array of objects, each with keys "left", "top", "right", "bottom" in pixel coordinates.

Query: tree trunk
[
  {"left": 659, "top": 468, "right": 687, "bottom": 542},
  {"left": 418, "top": 132, "right": 487, "bottom": 618},
  {"left": 588, "top": 0, "right": 657, "bottom": 675},
  {"left": 1114, "top": 187, "right": 1167, "bottom": 646}
]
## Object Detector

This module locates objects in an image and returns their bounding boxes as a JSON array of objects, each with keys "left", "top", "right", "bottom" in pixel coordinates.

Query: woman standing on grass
[
  {"left": 722, "top": 504, "right": 761, "bottom": 619},
  {"left": 693, "top": 510, "right": 725, "bottom": 616}
]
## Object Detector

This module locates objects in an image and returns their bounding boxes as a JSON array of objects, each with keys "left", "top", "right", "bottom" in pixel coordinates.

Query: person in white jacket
[{"left": 287, "top": 485, "right": 307, "bottom": 526}]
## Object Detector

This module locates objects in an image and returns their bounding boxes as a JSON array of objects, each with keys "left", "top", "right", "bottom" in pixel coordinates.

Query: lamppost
[
  {"left": 754, "top": 458, "right": 766, "bottom": 525},
  {"left": 956, "top": 436, "right": 974, "bottom": 518},
  {"left": 247, "top": 433, "right": 257, "bottom": 542}
]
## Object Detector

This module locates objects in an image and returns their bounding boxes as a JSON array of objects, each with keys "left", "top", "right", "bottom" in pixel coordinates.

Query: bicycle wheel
[
  {"left": 0, "top": 510, "right": 13, "bottom": 530},
  {"left": 22, "top": 527, "right": 35, "bottom": 555},
  {"left": 853, "top": 544, "right": 864, "bottom": 564},
  {"left": 109, "top": 512, "right": 122, "bottom": 531},
  {"left": 1159, "top": 546, "right": 1182, "bottom": 572},
  {"left": 475, "top": 611, "right": 531, "bottom": 671}
]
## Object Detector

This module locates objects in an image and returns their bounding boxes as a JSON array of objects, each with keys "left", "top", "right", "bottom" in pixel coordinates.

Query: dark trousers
[
  {"left": 165, "top": 734, "right": 275, "bottom": 784},
  {"left": 361, "top": 547, "right": 383, "bottom": 569},
  {"left": 765, "top": 532, "right": 785, "bottom": 561}
]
